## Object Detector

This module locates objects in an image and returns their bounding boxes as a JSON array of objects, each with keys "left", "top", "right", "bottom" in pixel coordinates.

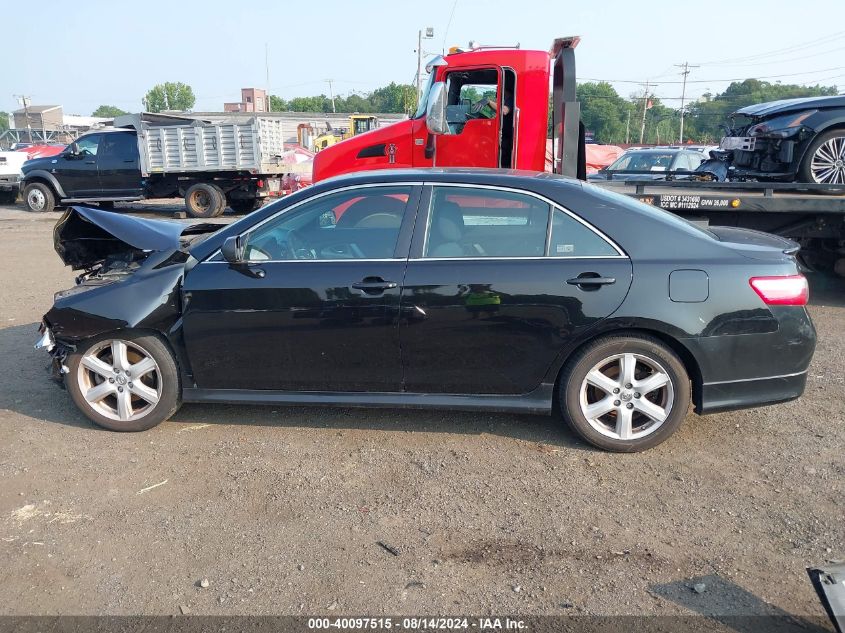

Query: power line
[
  {"left": 579, "top": 65, "right": 845, "bottom": 84},
  {"left": 692, "top": 31, "right": 845, "bottom": 66}
]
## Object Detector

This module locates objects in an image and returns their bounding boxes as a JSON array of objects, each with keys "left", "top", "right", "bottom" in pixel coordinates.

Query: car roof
[
  {"left": 622, "top": 148, "right": 688, "bottom": 154},
  {"left": 314, "top": 167, "right": 585, "bottom": 191}
]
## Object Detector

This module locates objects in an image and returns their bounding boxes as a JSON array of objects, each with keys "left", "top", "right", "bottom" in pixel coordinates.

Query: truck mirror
[
  {"left": 426, "top": 82, "right": 451, "bottom": 136},
  {"left": 67, "top": 142, "right": 80, "bottom": 157},
  {"left": 221, "top": 235, "right": 245, "bottom": 264}
]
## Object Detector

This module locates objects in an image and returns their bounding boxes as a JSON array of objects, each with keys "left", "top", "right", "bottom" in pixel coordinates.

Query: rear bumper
[
  {"left": 698, "top": 370, "right": 807, "bottom": 414},
  {"left": 0, "top": 175, "right": 21, "bottom": 191}
]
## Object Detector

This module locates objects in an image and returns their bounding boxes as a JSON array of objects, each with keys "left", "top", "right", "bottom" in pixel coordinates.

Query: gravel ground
[{"left": 0, "top": 201, "right": 842, "bottom": 622}]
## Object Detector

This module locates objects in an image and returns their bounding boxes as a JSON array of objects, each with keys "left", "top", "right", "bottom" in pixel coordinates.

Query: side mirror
[
  {"left": 221, "top": 235, "right": 244, "bottom": 264},
  {"left": 66, "top": 142, "right": 80, "bottom": 158},
  {"left": 426, "top": 82, "right": 451, "bottom": 135}
]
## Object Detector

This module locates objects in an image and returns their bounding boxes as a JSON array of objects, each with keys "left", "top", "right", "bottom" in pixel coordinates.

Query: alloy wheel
[
  {"left": 579, "top": 352, "right": 674, "bottom": 441},
  {"left": 810, "top": 136, "right": 845, "bottom": 184},
  {"left": 76, "top": 339, "right": 162, "bottom": 422},
  {"left": 27, "top": 189, "right": 46, "bottom": 211}
]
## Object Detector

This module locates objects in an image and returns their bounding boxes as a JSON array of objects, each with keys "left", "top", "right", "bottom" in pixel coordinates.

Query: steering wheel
[
  {"left": 285, "top": 229, "right": 314, "bottom": 260},
  {"left": 468, "top": 99, "right": 494, "bottom": 119}
]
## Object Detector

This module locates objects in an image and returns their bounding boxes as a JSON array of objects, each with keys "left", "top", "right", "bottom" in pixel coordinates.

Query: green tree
[
  {"left": 577, "top": 82, "right": 630, "bottom": 144},
  {"left": 269, "top": 95, "right": 289, "bottom": 111},
  {"left": 143, "top": 82, "right": 196, "bottom": 113},
  {"left": 369, "top": 82, "right": 417, "bottom": 114},
  {"left": 92, "top": 105, "right": 128, "bottom": 118}
]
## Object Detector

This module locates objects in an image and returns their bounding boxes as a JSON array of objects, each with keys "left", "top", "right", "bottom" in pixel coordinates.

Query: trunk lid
[
  {"left": 54, "top": 206, "right": 220, "bottom": 270},
  {"left": 707, "top": 225, "right": 800, "bottom": 261}
]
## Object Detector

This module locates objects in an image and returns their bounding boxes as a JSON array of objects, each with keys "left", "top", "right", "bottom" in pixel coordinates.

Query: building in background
[
  {"left": 1, "top": 104, "right": 112, "bottom": 148},
  {"left": 224, "top": 88, "right": 268, "bottom": 113}
]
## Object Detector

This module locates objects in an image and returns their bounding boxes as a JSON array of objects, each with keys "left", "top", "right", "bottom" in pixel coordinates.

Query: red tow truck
[
  {"left": 312, "top": 37, "right": 845, "bottom": 274},
  {"left": 312, "top": 37, "right": 585, "bottom": 181}
]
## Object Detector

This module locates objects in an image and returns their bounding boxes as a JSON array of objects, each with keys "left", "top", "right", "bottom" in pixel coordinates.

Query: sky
[{"left": 4, "top": 0, "right": 845, "bottom": 115}]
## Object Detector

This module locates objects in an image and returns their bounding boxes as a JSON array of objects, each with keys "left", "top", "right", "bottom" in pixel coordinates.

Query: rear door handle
[
  {"left": 567, "top": 275, "right": 616, "bottom": 287},
  {"left": 351, "top": 278, "right": 398, "bottom": 294}
]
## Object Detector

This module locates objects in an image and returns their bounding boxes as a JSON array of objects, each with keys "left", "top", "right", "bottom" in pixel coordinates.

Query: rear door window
[
  {"left": 424, "top": 187, "right": 548, "bottom": 258},
  {"left": 99, "top": 133, "right": 138, "bottom": 161},
  {"left": 549, "top": 208, "right": 619, "bottom": 257}
]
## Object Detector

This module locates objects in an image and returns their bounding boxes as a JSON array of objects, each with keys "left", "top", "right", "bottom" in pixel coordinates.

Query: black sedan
[
  {"left": 35, "top": 169, "right": 816, "bottom": 452},
  {"left": 720, "top": 94, "right": 845, "bottom": 184}
]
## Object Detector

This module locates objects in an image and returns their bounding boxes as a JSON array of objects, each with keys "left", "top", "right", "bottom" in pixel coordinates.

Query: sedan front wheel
[
  {"left": 559, "top": 335, "right": 691, "bottom": 452},
  {"left": 66, "top": 333, "right": 181, "bottom": 431}
]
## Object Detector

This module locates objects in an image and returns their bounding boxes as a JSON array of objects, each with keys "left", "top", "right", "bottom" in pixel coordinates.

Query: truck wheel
[
  {"left": 799, "top": 129, "right": 845, "bottom": 188},
  {"left": 228, "top": 198, "right": 262, "bottom": 214},
  {"left": 184, "top": 183, "right": 225, "bottom": 218},
  {"left": 23, "top": 182, "right": 56, "bottom": 213}
]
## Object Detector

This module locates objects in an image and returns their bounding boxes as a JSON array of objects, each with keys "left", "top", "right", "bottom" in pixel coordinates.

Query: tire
[
  {"left": 559, "top": 334, "right": 691, "bottom": 452},
  {"left": 23, "top": 182, "right": 56, "bottom": 213},
  {"left": 65, "top": 332, "right": 181, "bottom": 432},
  {"left": 798, "top": 128, "right": 845, "bottom": 189},
  {"left": 228, "top": 197, "right": 262, "bottom": 214},
  {"left": 184, "top": 182, "right": 225, "bottom": 218}
]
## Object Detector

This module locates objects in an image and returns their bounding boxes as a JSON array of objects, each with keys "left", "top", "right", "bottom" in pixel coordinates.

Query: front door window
[{"left": 243, "top": 186, "right": 412, "bottom": 261}]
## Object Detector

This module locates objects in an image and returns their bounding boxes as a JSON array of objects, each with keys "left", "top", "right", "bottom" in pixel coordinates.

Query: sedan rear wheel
[
  {"left": 66, "top": 333, "right": 181, "bottom": 431},
  {"left": 559, "top": 335, "right": 690, "bottom": 452}
]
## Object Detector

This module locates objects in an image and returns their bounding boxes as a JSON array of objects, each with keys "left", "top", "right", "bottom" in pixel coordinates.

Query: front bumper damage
[
  {"left": 720, "top": 126, "right": 812, "bottom": 180},
  {"left": 35, "top": 322, "right": 72, "bottom": 385}
]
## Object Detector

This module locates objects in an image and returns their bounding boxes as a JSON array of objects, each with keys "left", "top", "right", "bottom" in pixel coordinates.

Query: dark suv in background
[
  {"left": 22, "top": 130, "right": 143, "bottom": 211},
  {"left": 21, "top": 130, "right": 141, "bottom": 213}
]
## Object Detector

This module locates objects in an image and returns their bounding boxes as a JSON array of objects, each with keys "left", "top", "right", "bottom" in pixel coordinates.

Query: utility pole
[
  {"left": 625, "top": 108, "right": 631, "bottom": 144},
  {"left": 675, "top": 61, "right": 699, "bottom": 143},
  {"left": 416, "top": 27, "right": 434, "bottom": 105},
  {"left": 325, "top": 79, "right": 335, "bottom": 113},
  {"left": 265, "top": 43, "right": 272, "bottom": 113},
  {"left": 14, "top": 94, "right": 33, "bottom": 143},
  {"left": 639, "top": 80, "right": 650, "bottom": 144},
  {"left": 417, "top": 29, "right": 423, "bottom": 104}
]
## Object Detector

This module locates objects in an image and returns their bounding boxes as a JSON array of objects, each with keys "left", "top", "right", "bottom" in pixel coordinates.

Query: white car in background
[{"left": 0, "top": 151, "right": 28, "bottom": 204}]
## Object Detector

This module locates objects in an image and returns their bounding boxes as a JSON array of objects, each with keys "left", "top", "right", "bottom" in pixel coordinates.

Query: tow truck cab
[{"left": 312, "top": 37, "right": 584, "bottom": 182}]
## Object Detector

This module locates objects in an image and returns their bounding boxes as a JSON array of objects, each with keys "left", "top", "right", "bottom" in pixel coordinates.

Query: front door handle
[
  {"left": 85, "top": 160, "right": 96, "bottom": 164},
  {"left": 351, "top": 278, "right": 398, "bottom": 294},
  {"left": 567, "top": 274, "right": 616, "bottom": 287}
]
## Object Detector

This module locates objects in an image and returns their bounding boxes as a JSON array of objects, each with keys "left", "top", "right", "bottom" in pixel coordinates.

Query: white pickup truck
[{"left": 0, "top": 151, "right": 27, "bottom": 204}]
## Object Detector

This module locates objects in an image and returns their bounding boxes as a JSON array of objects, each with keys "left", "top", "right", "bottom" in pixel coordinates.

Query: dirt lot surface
[{"left": 0, "top": 201, "right": 842, "bottom": 622}]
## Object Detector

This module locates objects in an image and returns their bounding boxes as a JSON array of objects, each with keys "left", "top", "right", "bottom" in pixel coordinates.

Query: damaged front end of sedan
[
  {"left": 719, "top": 95, "right": 845, "bottom": 184},
  {"left": 37, "top": 207, "right": 221, "bottom": 384}
]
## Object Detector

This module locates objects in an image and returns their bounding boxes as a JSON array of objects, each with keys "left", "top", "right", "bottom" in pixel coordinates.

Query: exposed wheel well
[
  {"left": 24, "top": 177, "right": 59, "bottom": 196},
  {"left": 553, "top": 327, "right": 704, "bottom": 413}
]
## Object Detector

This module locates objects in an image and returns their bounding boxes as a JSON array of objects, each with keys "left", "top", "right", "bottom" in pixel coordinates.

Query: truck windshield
[{"left": 413, "top": 72, "right": 436, "bottom": 119}]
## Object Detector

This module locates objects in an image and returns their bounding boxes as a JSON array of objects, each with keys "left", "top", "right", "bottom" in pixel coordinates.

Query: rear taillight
[{"left": 749, "top": 274, "right": 809, "bottom": 306}]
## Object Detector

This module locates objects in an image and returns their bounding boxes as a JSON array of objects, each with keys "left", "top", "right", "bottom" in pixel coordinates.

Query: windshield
[
  {"left": 608, "top": 152, "right": 676, "bottom": 172},
  {"left": 413, "top": 71, "right": 436, "bottom": 119}
]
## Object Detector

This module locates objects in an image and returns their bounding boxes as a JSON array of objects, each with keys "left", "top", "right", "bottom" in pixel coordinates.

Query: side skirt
[{"left": 182, "top": 384, "right": 555, "bottom": 415}]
